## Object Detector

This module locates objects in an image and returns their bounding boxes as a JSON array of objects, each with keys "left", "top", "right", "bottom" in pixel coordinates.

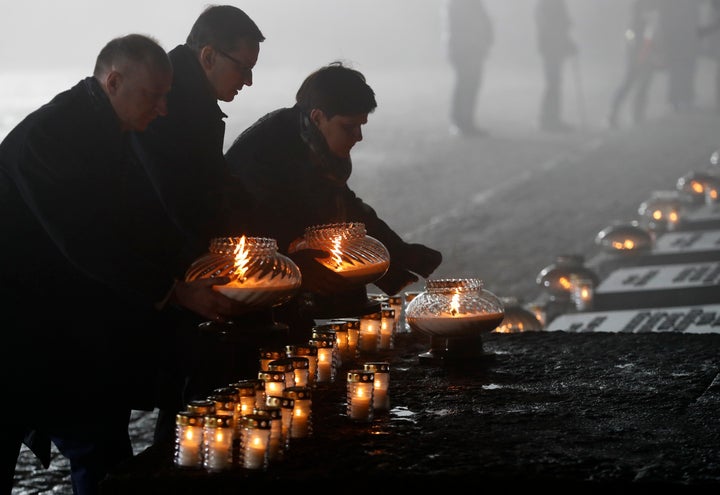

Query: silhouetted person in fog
[
  {"left": 444, "top": 0, "right": 494, "bottom": 137},
  {"left": 657, "top": 0, "right": 701, "bottom": 112},
  {"left": 698, "top": 0, "right": 720, "bottom": 112},
  {"left": 535, "top": 0, "right": 577, "bottom": 132},
  {"left": 608, "top": 0, "right": 662, "bottom": 128}
]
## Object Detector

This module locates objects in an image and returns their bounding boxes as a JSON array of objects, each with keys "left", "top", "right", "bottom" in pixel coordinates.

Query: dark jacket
[
  {"left": 0, "top": 77, "right": 188, "bottom": 410},
  {"left": 225, "top": 105, "right": 441, "bottom": 296},
  {"left": 134, "top": 44, "right": 249, "bottom": 257}
]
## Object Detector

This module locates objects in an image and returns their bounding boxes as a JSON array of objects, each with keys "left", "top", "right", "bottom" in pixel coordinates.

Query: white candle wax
[
  {"left": 205, "top": 432, "right": 232, "bottom": 471},
  {"left": 291, "top": 406, "right": 310, "bottom": 438},
  {"left": 176, "top": 442, "right": 201, "bottom": 467},
  {"left": 316, "top": 348, "right": 333, "bottom": 382},
  {"left": 407, "top": 312, "right": 504, "bottom": 337},
  {"left": 243, "top": 436, "right": 268, "bottom": 470},
  {"left": 350, "top": 394, "right": 372, "bottom": 421}
]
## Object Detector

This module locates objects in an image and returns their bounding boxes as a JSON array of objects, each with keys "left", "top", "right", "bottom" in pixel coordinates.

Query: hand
[
  {"left": 374, "top": 266, "right": 418, "bottom": 296},
  {"left": 288, "top": 248, "right": 356, "bottom": 295},
  {"left": 171, "top": 277, "right": 253, "bottom": 323},
  {"left": 403, "top": 243, "right": 442, "bottom": 279}
]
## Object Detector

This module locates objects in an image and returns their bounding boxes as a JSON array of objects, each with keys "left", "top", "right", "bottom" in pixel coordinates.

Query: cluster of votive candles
[{"left": 174, "top": 292, "right": 417, "bottom": 472}]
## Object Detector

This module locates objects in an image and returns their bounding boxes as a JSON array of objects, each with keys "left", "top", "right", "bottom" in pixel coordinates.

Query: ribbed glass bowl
[
  {"left": 405, "top": 278, "right": 505, "bottom": 338},
  {"left": 289, "top": 222, "right": 390, "bottom": 287},
  {"left": 185, "top": 236, "right": 301, "bottom": 308}
]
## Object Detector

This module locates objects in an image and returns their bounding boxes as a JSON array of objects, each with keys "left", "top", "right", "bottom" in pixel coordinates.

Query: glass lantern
[
  {"left": 185, "top": 236, "right": 301, "bottom": 308},
  {"left": 288, "top": 222, "right": 390, "bottom": 318},
  {"left": 494, "top": 297, "right": 543, "bottom": 333},
  {"left": 536, "top": 254, "right": 599, "bottom": 302},
  {"left": 637, "top": 190, "right": 685, "bottom": 234},
  {"left": 594, "top": 221, "right": 653, "bottom": 254},
  {"left": 405, "top": 278, "right": 505, "bottom": 364},
  {"left": 676, "top": 171, "right": 720, "bottom": 205}
]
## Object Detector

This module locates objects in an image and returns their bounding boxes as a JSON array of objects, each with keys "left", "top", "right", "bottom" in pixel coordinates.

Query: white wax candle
[
  {"left": 243, "top": 436, "right": 267, "bottom": 470},
  {"left": 291, "top": 406, "right": 310, "bottom": 438},
  {"left": 205, "top": 431, "right": 232, "bottom": 471},
  {"left": 350, "top": 395, "right": 372, "bottom": 421},
  {"left": 316, "top": 348, "right": 333, "bottom": 382},
  {"left": 176, "top": 442, "right": 201, "bottom": 467}
]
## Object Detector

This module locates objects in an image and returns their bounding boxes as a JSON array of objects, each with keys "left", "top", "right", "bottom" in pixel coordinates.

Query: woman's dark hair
[{"left": 295, "top": 62, "right": 377, "bottom": 118}]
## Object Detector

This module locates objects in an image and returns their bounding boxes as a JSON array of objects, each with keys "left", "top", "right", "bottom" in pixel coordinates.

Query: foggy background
[{"left": 3, "top": 0, "right": 719, "bottom": 146}]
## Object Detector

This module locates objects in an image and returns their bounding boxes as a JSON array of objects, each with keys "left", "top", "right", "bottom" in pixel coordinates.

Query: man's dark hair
[
  {"left": 93, "top": 34, "right": 171, "bottom": 77},
  {"left": 295, "top": 62, "right": 377, "bottom": 118},
  {"left": 186, "top": 5, "right": 265, "bottom": 53}
]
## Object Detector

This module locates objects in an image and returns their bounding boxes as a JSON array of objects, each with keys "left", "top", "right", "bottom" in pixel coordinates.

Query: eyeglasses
[{"left": 216, "top": 49, "right": 252, "bottom": 77}]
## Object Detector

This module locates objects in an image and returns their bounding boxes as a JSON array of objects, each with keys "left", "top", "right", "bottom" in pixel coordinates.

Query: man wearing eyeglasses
[
  {"left": 134, "top": 5, "right": 264, "bottom": 253},
  {"left": 132, "top": 4, "right": 268, "bottom": 445}
]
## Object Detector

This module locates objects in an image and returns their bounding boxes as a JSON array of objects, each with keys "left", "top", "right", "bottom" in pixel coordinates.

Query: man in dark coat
[
  {"left": 0, "top": 34, "right": 246, "bottom": 495},
  {"left": 225, "top": 62, "right": 443, "bottom": 333},
  {"left": 131, "top": 5, "right": 273, "bottom": 442}
]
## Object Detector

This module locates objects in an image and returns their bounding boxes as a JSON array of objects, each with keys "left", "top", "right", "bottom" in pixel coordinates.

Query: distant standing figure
[
  {"left": 444, "top": 0, "right": 494, "bottom": 137},
  {"left": 535, "top": 0, "right": 577, "bottom": 132},
  {"left": 607, "top": 0, "right": 663, "bottom": 128},
  {"left": 657, "top": 0, "right": 701, "bottom": 112}
]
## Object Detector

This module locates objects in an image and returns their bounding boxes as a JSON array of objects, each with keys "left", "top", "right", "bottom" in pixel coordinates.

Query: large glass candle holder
[
  {"left": 536, "top": 254, "right": 599, "bottom": 302},
  {"left": 405, "top": 278, "right": 505, "bottom": 364},
  {"left": 594, "top": 221, "right": 653, "bottom": 254},
  {"left": 676, "top": 171, "right": 720, "bottom": 205},
  {"left": 290, "top": 222, "right": 390, "bottom": 286},
  {"left": 637, "top": 191, "right": 684, "bottom": 234},
  {"left": 494, "top": 297, "right": 543, "bottom": 333},
  {"left": 185, "top": 236, "right": 301, "bottom": 309}
]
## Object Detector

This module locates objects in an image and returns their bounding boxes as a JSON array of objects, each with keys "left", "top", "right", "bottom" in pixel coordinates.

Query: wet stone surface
[{"left": 100, "top": 331, "right": 720, "bottom": 493}]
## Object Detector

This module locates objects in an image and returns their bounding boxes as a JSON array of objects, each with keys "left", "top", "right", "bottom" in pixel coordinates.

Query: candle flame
[
  {"left": 691, "top": 180, "right": 704, "bottom": 194},
  {"left": 450, "top": 292, "right": 460, "bottom": 317},
  {"left": 559, "top": 276, "right": 572, "bottom": 290},
  {"left": 668, "top": 210, "right": 679, "bottom": 223},
  {"left": 652, "top": 209, "right": 663, "bottom": 220},
  {"left": 251, "top": 436, "right": 263, "bottom": 448},
  {"left": 611, "top": 239, "right": 635, "bottom": 250},
  {"left": 330, "top": 235, "right": 343, "bottom": 270},
  {"left": 710, "top": 188, "right": 718, "bottom": 201},
  {"left": 184, "top": 430, "right": 195, "bottom": 441},
  {"left": 232, "top": 235, "right": 249, "bottom": 283}
]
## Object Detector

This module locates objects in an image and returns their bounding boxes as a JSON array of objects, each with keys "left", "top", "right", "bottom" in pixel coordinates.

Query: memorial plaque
[
  {"left": 678, "top": 204, "right": 720, "bottom": 231},
  {"left": 547, "top": 304, "right": 720, "bottom": 334},
  {"left": 593, "top": 261, "right": 720, "bottom": 310}
]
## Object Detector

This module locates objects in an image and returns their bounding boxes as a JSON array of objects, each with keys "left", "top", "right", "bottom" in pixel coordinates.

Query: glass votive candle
[
  {"left": 379, "top": 306, "right": 396, "bottom": 350},
  {"left": 387, "top": 295, "right": 403, "bottom": 334},
  {"left": 186, "top": 399, "right": 215, "bottom": 416},
  {"left": 310, "top": 336, "right": 336, "bottom": 384},
  {"left": 266, "top": 395, "right": 294, "bottom": 453},
  {"left": 230, "top": 380, "right": 259, "bottom": 421},
  {"left": 268, "top": 358, "right": 296, "bottom": 389},
  {"left": 324, "top": 319, "right": 350, "bottom": 365},
  {"left": 346, "top": 370, "right": 375, "bottom": 423},
  {"left": 286, "top": 343, "right": 318, "bottom": 386},
  {"left": 253, "top": 406, "right": 284, "bottom": 463},
  {"left": 258, "top": 370, "right": 286, "bottom": 399},
  {"left": 363, "top": 361, "right": 390, "bottom": 412},
  {"left": 208, "top": 387, "right": 237, "bottom": 418},
  {"left": 285, "top": 356, "right": 310, "bottom": 388},
  {"left": 239, "top": 414, "right": 271, "bottom": 470},
  {"left": 358, "top": 310, "right": 381, "bottom": 353},
  {"left": 259, "top": 347, "right": 287, "bottom": 372},
  {"left": 283, "top": 386, "right": 313, "bottom": 439},
  {"left": 312, "top": 324, "right": 341, "bottom": 368},
  {"left": 202, "top": 414, "right": 234, "bottom": 472},
  {"left": 174, "top": 411, "right": 204, "bottom": 469},
  {"left": 336, "top": 317, "right": 360, "bottom": 359}
]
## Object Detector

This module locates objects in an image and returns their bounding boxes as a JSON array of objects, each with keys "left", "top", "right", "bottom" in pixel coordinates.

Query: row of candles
[{"left": 173, "top": 293, "right": 417, "bottom": 472}]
